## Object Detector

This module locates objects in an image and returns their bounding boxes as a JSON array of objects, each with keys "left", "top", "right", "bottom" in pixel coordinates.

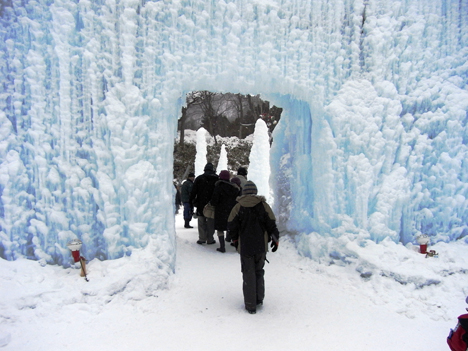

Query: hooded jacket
[
  {"left": 181, "top": 178, "right": 194, "bottom": 203},
  {"left": 236, "top": 175, "right": 248, "bottom": 189},
  {"left": 228, "top": 195, "right": 279, "bottom": 256}
]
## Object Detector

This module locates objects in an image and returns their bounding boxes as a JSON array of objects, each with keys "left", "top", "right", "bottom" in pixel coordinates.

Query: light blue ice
[{"left": 0, "top": 0, "right": 467, "bottom": 269}]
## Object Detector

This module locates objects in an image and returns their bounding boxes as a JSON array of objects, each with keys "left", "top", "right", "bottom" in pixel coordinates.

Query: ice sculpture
[
  {"left": 249, "top": 119, "right": 272, "bottom": 203},
  {"left": 195, "top": 128, "right": 208, "bottom": 176},
  {"left": 216, "top": 145, "right": 228, "bottom": 174},
  {"left": 0, "top": 0, "right": 466, "bottom": 267}
]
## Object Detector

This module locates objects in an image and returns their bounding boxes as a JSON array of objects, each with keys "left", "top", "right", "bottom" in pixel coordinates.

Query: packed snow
[{"left": 0, "top": 213, "right": 466, "bottom": 350}]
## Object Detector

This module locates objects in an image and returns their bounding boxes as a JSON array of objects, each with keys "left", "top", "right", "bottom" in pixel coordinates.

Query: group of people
[{"left": 178, "top": 163, "right": 280, "bottom": 314}]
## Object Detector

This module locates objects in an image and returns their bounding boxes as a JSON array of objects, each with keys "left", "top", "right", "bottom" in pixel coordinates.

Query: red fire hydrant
[
  {"left": 416, "top": 234, "right": 430, "bottom": 254},
  {"left": 67, "top": 239, "right": 89, "bottom": 281}
]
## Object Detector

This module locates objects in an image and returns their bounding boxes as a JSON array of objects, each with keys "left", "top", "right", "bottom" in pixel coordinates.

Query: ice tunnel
[{"left": 1, "top": 0, "right": 467, "bottom": 269}]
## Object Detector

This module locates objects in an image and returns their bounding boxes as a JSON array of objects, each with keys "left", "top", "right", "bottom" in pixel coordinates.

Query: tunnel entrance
[{"left": 173, "top": 91, "right": 283, "bottom": 183}]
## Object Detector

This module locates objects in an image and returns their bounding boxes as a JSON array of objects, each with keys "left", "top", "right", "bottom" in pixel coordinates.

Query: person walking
[
  {"left": 174, "top": 180, "right": 182, "bottom": 214},
  {"left": 236, "top": 166, "right": 248, "bottom": 189},
  {"left": 181, "top": 172, "right": 195, "bottom": 228},
  {"left": 190, "top": 163, "right": 219, "bottom": 245},
  {"left": 210, "top": 170, "right": 241, "bottom": 253},
  {"left": 226, "top": 177, "right": 242, "bottom": 244},
  {"left": 227, "top": 180, "right": 279, "bottom": 314}
]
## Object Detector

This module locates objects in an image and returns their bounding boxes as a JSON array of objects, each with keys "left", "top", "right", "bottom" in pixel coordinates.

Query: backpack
[
  {"left": 447, "top": 314, "right": 468, "bottom": 351},
  {"left": 237, "top": 202, "right": 269, "bottom": 256},
  {"left": 238, "top": 202, "right": 267, "bottom": 235}
]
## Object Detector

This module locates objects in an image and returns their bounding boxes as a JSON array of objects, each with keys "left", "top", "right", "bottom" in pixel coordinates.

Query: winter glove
[{"left": 270, "top": 240, "right": 278, "bottom": 252}]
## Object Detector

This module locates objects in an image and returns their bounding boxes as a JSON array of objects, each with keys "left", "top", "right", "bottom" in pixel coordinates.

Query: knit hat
[
  {"left": 230, "top": 177, "right": 241, "bottom": 187},
  {"left": 237, "top": 167, "right": 248, "bottom": 176},
  {"left": 242, "top": 181, "right": 258, "bottom": 195},
  {"left": 219, "top": 170, "right": 230, "bottom": 181},
  {"left": 204, "top": 163, "right": 214, "bottom": 171},
  {"left": 188, "top": 172, "right": 195, "bottom": 178}
]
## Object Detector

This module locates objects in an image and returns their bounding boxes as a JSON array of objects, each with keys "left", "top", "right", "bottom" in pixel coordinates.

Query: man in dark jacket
[
  {"left": 227, "top": 180, "right": 279, "bottom": 314},
  {"left": 181, "top": 172, "right": 195, "bottom": 228},
  {"left": 190, "top": 163, "right": 219, "bottom": 244},
  {"left": 174, "top": 181, "right": 182, "bottom": 214}
]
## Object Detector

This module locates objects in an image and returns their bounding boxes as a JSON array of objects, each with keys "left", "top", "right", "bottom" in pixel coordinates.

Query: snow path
[{"left": 0, "top": 213, "right": 455, "bottom": 350}]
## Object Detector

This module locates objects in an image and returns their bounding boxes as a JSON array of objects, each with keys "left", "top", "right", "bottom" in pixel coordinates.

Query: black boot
[
  {"left": 216, "top": 236, "right": 225, "bottom": 253},
  {"left": 184, "top": 219, "right": 193, "bottom": 228}
]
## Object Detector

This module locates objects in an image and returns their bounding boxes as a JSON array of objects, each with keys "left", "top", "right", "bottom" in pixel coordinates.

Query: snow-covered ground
[{"left": 0, "top": 213, "right": 466, "bottom": 350}]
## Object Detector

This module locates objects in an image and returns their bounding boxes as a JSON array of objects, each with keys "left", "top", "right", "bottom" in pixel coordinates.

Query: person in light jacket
[
  {"left": 236, "top": 166, "right": 248, "bottom": 189},
  {"left": 227, "top": 180, "right": 279, "bottom": 314}
]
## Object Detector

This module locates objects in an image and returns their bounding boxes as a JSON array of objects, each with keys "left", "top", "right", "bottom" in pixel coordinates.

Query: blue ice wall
[
  {"left": 269, "top": 1, "right": 468, "bottom": 256},
  {"left": 0, "top": 0, "right": 467, "bottom": 266}
]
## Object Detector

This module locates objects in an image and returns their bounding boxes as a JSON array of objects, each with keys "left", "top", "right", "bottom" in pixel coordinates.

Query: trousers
[
  {"left": 197, "top": 215, "right": 215, "bottom": 242},
  {"left": 183, "top": 202, "right": 193, "bottom": 221},
  {"left": 240, "top": 252, "right": 266, "bottom": 310}
]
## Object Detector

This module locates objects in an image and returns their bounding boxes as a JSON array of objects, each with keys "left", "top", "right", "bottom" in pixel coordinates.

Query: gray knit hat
[{"left": 242, "top": 181, "right": 258, "bottom": 195}]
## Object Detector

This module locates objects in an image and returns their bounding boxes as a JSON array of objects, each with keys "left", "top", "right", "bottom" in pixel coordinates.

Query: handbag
[{"left": 203, "top": 203, "right": 215, "bottom": 219}]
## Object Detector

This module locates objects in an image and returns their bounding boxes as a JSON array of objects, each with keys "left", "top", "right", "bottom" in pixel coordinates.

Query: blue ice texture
[{"left": 0, "top": 0, "right": 467, "bottom": 268}]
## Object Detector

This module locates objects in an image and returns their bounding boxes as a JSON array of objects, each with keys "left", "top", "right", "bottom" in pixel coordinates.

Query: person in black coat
[
  {"left": 181, "top": 172, "right": 195, "bottom": 228},
  {"left": 189, "top": 163, "right": 219, "bottom": 245},
  {"left": 174, "top": 181, "right": 182, "bottom": 214},
  {"left": 210, "top": 170, "right": 241, "bottom": 253}
]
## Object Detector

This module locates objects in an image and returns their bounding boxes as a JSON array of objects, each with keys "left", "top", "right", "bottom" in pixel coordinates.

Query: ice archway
[{"left": 1, "top": 0, "right": 467, "bottom": 273}]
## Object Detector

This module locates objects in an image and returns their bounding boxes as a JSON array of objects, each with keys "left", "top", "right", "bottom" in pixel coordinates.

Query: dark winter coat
[
  {"left": 190, "top": 170, "right": 219, "bottom": 216},
  {"left": 181, "top": 179, "right": 194, "bottom": 203},
  {"left": 210, "top": 180, "right": 241, "bottom": 231},
  {"left": 174, "top": 183, "right": 182, "bottom": 208},
  {"left": 228, "top": 195, "right": 279, "bottom": 256}
]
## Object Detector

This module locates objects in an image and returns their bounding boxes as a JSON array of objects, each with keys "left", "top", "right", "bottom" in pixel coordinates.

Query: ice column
[
  {"left": 195, "top": 128, "right": 208, "bottom": 176},
  {"left": 216, "top": 145, "right": 228, "bottom": 174},
  {"left": 248, "top": 120, "right": 272, "bottom": 203}
]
